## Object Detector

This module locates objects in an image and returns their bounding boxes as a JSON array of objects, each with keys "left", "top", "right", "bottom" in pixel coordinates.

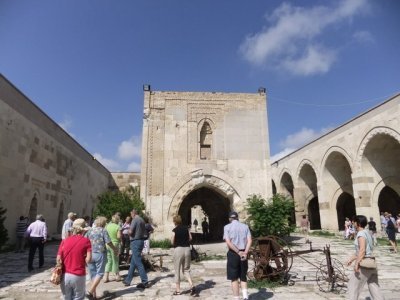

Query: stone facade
[
  {"left": 140, "top": 89, "right": 271, "bottom": 239},
  {"left": 271, "top": 93, "right": 400, "bottom": 231},
  {"left": 0, "top": 75, "right": 112, "bottom": 243},
  {"left": 110, "top": 172, "right": 140, "bottom": 190}
]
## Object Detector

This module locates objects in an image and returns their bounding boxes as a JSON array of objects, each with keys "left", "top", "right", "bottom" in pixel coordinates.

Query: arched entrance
[
  {"left": 378, "top": 186, "right": 400, "bottom": 217},
  {"left": 178, "top": 187, "right": 230, "bottom": 242},
  {"left": 280, "top": 172, "right": 296, "bottom": 225},
  {"left": 28, "top": 193, "right": 38, "bottom": 223},
  {"left": 336, "top": 192, "right": 356, "bottom": 230},
  {"left": 308, "top": 197, "right": 321, "bottom": 230},
  {"left": 272, "top": 180, "right": 277, "bottom": 195}
]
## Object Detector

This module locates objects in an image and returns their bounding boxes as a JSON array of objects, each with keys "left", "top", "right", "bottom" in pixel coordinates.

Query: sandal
[{"left": 173, "top": 291, "right": 182, "bottom": 295}]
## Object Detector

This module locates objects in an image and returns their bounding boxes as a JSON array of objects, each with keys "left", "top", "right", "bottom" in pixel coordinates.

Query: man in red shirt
[{"left": 57, "top": 218, "right": 92, "bottom": 300}]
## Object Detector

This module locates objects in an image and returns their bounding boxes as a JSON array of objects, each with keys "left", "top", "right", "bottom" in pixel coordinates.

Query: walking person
[
  {"left": 62, "top": 212, "right": 77, "bottom": 240},
  {"left": 193, "top": 218, "right": 198, "bottom": 232},
  {"left": 123, "top": 209, "right": 150, "bottom": 289},
  {"left": 103, "top": 215, "right": 122, "bottom": 283},
  {"left": 385, "top": 213, "right": 397, "bottom": 253},
  {"left": 26, "top": 214, "right": 47, "bottom": 272},
  {"left": 171, "top": 215, "right": 196, "bottom": 296},
  {"left": 223, "top": 211, "right": 252, "bottom": 300},
  {"left": 300, "top": 215, "right": 310, "bottom": 243},
  {"left": 347, "top": 215, "right": 384, "bottom": 300},
  {"left": 367, "top": 217, "right": 378, "bottom": 246},
  {"left": 57, "top": 218, "right": 92, "bottom": 300},
  {"left": 15, "top": 216, "right": 28, "bottom": 252},
  {"left": 86, "top": 216, "right": 119, "bottom": 300},
  {"left": 142, "top": 215, "right": 154, "bottom": 255},
  {"left": 121, "top": 216, "right": 132, "bottom": 260}
]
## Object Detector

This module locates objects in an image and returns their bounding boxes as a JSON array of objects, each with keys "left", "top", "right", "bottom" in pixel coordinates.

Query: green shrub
[
  {"left": 246, "top": 194, "right": 295, "bottom": 237},
  {"left": 150, "top": 239, "right": 172, "bottom": 249},
  {"left": 94, "top": 186, "right": 145, "bottom": 220}
]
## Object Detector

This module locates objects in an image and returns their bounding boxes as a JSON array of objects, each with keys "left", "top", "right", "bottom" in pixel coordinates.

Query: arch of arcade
[{"left": 271, "top": 93, "right": 400, "bottom": 231}]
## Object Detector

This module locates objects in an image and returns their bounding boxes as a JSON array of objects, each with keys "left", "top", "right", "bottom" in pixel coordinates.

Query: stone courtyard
[{"left": 0, "top": 233, "right": 399, "bottom": 300}]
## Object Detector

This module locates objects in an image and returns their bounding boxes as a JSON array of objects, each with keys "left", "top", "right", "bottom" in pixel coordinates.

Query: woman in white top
[{"left": 346, "top": 215, "right": 384, "bottom": 300}]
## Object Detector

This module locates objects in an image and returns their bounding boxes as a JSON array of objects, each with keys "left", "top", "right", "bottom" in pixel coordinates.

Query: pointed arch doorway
[{"left": 178, "top": 187, "right": 231, "bottom": 242}]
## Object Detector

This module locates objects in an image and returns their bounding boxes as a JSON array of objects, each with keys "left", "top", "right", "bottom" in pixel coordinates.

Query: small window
[{"left": 200, "top": 122, "right": 212, "bottom": 160}]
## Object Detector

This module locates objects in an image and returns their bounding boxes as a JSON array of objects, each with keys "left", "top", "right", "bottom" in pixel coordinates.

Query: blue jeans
[{"left": 124, "top": 239, "right": 148, "bottom": 284}]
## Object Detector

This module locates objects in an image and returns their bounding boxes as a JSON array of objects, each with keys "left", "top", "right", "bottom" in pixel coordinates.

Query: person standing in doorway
[
  {"left": 201, "top": 218, "right": 209, "bottom": 242},
  {"left": 123, "top": 209, "right": 150, "bottom": 289},
  {"left": 224, "top": 211, "right": 252, "bottom": 300},
  {"left": 15, "top": 216, "right": 28, "bottom": 252},
  {"left": 62, "top": 212, "right": 77, "bottom": 240},
  {"left": 193, "top": 219, "right": 198, "bottom": 232},
  {"left": 26, "top": 214, "right": 47, "bottom": 272}
]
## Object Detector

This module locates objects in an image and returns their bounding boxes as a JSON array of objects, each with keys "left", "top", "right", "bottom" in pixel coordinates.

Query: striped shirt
[
  {"left": 16, "top": 219, "right": 28, "bottom": 237},
  {"left": 26, "top": 220, "right": 47, "bottom": 238}
]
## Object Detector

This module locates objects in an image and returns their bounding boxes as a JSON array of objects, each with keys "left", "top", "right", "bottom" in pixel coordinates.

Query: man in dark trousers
[
  {"left": 123, "top": 209, "right": 150, "bottom": 289},
  {"left": 223, "top": 211, "right": 252, "bottom": 300},
  {"left": 26, "top": 214, "right": 47, "bottom": 272}
]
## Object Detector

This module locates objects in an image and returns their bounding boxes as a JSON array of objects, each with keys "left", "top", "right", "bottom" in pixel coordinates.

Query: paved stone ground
[{"left": 0, "top": 234, "right": 398, "bottom": 300}]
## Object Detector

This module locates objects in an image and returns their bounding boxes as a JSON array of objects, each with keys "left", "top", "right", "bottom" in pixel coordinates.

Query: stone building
[
  {"left": 271, "top": 93, "right": 400, "bottom": 231},
  {"left": 0, "top": 74, "right": 112, "bottom": 243},
  {"left": 140, "top": 88, "right": 271, "bottom": 240}
]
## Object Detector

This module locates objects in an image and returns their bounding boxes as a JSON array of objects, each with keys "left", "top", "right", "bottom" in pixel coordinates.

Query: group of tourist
[{"left": 20, "top": 208, "right": 396, "bottom": 300}]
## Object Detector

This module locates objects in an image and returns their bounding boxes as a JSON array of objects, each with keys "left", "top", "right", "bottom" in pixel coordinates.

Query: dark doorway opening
[
  {"left": 378, "top": 186, "right": 400, "bottom": 217},
  {"left": 308, "top": 197, "right": 321, "bottom": 230},
  {"left": 336, "top": 192, "right": 356, "bottom": 231},
  {"left": 178, "top": 187, "right": 231, "bottom": 243}
]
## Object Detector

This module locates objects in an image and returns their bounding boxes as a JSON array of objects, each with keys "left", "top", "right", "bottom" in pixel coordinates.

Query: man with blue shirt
[{"left": 223, "top": 211, "right": 252, "bottom": 300}]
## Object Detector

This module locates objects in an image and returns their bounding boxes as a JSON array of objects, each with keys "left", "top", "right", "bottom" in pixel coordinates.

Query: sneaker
[
  {"left": 123, "top": 281, "right": 130, "bottom": 287},
  {"left": 136, "top": 282, "right": 147, "bottom": 289}
]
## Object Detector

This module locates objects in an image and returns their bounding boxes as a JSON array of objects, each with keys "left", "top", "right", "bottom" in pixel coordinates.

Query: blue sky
[{"left": 1, "top": 0, "right": 399, "bottom": 171}]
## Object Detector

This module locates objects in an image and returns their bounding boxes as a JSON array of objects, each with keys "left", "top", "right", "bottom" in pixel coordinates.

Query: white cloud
[
  {"left": 239, "top": 0, "right": 368, "bottom": 76},
  {"left": 118, "top": 136, "right": 142, "bottom": 160},
  {"left": 353, "top": 30, "right": 374, "bottom": 43},
  {"left": 280, "top": 127, "right": 333, "bottom": 149},
  {"left": 93, "top": 152, "right": 120, "bottom": 171},
  {"left": 282, "top": 45, "right": 336, "bottom": 76},
  {"left": 127, "top": 161, "right": 141, "bottom": 172},
  {"left": 270, "top": 147, "right": 296, "bottom": 162}
]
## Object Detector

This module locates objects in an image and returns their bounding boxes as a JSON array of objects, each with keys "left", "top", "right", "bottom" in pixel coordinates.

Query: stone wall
[
  {"left": 110, "top": 172, "right": 140, "bottom": 190},
  {"left": 0, "top": 75, "right": 112, "bottom": 243}
]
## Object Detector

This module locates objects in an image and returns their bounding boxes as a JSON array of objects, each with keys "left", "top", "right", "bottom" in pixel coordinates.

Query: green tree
[
  {"left": 0, "top": 206, "right": 9, "bottom": 250},
  {"left": 246, "top": 194, "right": 295, "bottom": 237},
  {"left": 94, "top": 186, "right": 145, "bottom": 220}
]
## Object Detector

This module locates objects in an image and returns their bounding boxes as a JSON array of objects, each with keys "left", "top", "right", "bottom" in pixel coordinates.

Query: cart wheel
[{"left": 316, "top": 258, "right": 347, "bottom": 293}]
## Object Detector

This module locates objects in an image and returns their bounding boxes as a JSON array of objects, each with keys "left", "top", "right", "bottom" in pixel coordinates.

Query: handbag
[
  {"left": 190, "top": 244, "right": 199, "bottom": 261},
  {"left": 359, "top": 257, "right": 377, "bottom": 269},
  {"left": 50, "top": 263, "right": 63, "bottom": 285}
]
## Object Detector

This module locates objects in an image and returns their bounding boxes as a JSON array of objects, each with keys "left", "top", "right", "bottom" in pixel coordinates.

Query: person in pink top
[{"left": 57, "top": 218, "right": 92, "bottom": 300}]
